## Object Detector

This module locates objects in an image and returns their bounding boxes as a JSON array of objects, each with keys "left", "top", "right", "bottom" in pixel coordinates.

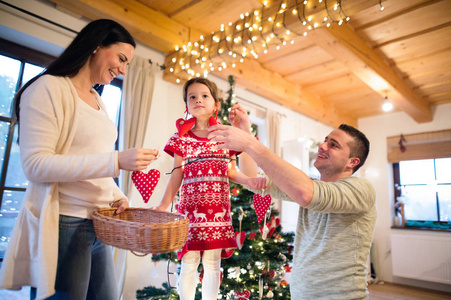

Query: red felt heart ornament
[
  {"left": 175, "top": 118, "right": 196, "bottom": 137},
  {"left": 267, "top": 217, "right": 281, "bottom": 238},
  {"left": 208, "top": 116, "right": 218, "bottom": 127},
  {"left": 235, "top": 231, "right": 246, "bottom": 249},
  {"left": 252, "top": 193, "right": 272, "bottom": 223},
  {"left": 262, "top": 269, "right": 275, "bottom": 280},
  {"left": 131, "top": 169, "right": 160, "bottom": 203},
  {"left": 235, "top": 290, "right": 250, "bottom": 299}
]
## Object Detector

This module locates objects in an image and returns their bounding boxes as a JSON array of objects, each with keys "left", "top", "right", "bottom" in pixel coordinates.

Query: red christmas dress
[{"left": 164, "top": 130, "right": 238, "bottom": 260}]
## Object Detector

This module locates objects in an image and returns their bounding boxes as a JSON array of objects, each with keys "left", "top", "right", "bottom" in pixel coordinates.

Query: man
[{"left": 208, "top": 110, "right": 376, "bottom": 299}]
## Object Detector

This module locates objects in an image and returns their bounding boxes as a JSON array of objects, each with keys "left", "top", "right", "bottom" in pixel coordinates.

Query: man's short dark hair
[{"left": 338, "top": 124, "right": 370, "bottom": 174}]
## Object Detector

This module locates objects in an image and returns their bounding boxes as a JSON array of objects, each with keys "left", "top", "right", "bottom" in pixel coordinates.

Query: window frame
[{"left": 392, "top": 160, "right": 451, "bottom": 232}]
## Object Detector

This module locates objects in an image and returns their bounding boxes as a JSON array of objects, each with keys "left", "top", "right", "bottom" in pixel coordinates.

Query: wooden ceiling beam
[
  {"left": 49, "top": 0, "right": 201, "bottom": 53},
  {"left": 309, "top": 22, "right": 432, "bottom": 123}
]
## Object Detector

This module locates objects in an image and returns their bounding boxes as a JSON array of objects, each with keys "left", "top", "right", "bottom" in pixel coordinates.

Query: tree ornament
[
  {"left": 260, "top": 216, "right": 280, "bottom": 238},
  {"left": 235, "top": 207, "right": 247, "bottom": 249},
  {"left": 175, "top": 117, "right": 196, "bottom": 136},
  {"left": 266, "top": 288, "right": 274, "bottom": 298},
  {"left": 258, "top": 274, "right": 263, "bottom": 298},
  {"left": 131, "top": 169, "right": 160, "bottom": 203},
  {"left": 235, "top": 290, "right": 250, "bottom": 300},
  {"left": 252, "top": 193, "right": 272, "bottom": 223},
  {"left": 235, "top": 231, "right": 245, "bottom": 249}
]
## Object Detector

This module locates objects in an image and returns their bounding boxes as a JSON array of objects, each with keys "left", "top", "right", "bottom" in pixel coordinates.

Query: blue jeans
[{"left": 31, "top": 215, "right": 118, "bottom": 300}]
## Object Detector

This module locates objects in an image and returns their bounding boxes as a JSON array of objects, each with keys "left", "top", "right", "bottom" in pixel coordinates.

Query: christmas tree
[{"left": 137, "top": 75, "right": 294, "bottom": 299}]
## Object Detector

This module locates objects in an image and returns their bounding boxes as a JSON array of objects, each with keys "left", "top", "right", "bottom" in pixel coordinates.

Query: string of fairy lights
[{"left": 165, "top": 0, "right": 385, "bottom": 83}]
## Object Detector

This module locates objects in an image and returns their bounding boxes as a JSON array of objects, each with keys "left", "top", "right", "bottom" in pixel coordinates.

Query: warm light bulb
[{"left": 382, "top": 97, "right": 393, "bottom": 112}]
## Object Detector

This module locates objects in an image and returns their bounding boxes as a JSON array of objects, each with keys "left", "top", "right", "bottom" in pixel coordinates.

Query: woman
[{"left": 0, "top": 19, "right": 159, "bottom": 299}]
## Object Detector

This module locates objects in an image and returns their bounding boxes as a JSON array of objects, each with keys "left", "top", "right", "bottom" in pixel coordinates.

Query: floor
[
  {"left": 368, "top": 282, "right": 451, "bottom": 300},
  {"left": 1, "top": 282, "right": 451, "bottom": 299}
]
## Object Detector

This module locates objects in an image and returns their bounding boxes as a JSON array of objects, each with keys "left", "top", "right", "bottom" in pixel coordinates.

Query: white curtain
[
  {"left": 120, "top": 56, "right": 158, "bottom": 196},
  {"left": 115, "top": 56, "right": 158, "bottom": 296}
]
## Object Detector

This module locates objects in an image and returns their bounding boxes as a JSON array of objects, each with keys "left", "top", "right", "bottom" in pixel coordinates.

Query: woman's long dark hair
[{"left": 13, "top": 19, "right": 135, "bottom": 124}]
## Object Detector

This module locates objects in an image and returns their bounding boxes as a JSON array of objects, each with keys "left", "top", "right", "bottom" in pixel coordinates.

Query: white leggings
[{"left": 178, "top": 249, "right": 222, "bottom": 300}]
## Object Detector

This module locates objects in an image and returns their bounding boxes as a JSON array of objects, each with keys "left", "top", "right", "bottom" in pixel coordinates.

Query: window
[
  {"left": 393, "top": 158, "right": 451, "bottom": 228},
  {"left": 0, "top": 39, "right": 124, "bottom": 259}
]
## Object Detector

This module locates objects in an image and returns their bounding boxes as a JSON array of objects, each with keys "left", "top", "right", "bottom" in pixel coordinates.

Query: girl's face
[
  {"left": 186, "top": 82, "right": 219, "bottom": 119},
  {"left": 89, "top": 42, "right": 134, "bottom": 85}
]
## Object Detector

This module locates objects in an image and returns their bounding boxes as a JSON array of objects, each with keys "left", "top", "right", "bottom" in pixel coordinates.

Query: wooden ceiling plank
[
  {"left": 285, "top": 60, "right": 347, "bottom": 86},
  {"left": 357, "top": 0, "right": 451, "bottom": 46},
  {"left": 309, "top": 22, "right": 432, "bottom": 123},
  {"left": 136, "top": 0, "right": 194, "bottom": 16},
  {"left": 378, "top": 25, "right": 451, "bottom": 63},
  {"left": 213, "top": 59, "right": 357, "bottom": 128},
  {"left": 262, "top": 45, "right": 333, "bottom": 76},
  {"left": 50, "top": 0, "right": 198, "bottom": 53},
  {"left": 305, "top": 73, "right": 368, "bottom": 98},
  {"left": 397, "top": 50, "right": 451, "bottom": 77},
  {"left": 169, "top": 0, "right": 262, "bottom": 34}
]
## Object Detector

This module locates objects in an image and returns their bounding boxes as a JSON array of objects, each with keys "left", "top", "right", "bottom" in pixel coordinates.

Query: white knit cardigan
[{"left": 0, "top": 75, "right": 122, "bottom": 299}]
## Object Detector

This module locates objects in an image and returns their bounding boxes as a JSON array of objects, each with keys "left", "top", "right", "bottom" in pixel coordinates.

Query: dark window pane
[
  {"left": 0, "top": 121, "right": 10, "bottom": 180},
  {"left": 0, "top": 55, "right": 21, "bottom": 117},
  {"left": 0, "top": 190, "right": 25, "bottom": 257},
  {"left": 5, "top": 125, "right": 28, "bottom": 188}
]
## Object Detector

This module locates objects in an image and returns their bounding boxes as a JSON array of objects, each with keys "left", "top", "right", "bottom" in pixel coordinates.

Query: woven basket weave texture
[{"left": 93, "top": 208, "right": 189, "bottom": 254}]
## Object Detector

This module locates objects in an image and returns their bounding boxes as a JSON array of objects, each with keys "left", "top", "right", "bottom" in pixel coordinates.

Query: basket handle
[{"left": 131, "top": 251, "right": 149, "bottom": 257}]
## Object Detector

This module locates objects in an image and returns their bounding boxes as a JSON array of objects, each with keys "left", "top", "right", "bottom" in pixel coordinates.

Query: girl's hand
[
  {"left": 118, "top": 148, "right": 159, "bottom": 171},
  {"left": 247, "top": 177, "right": 270, "bottom": 190}
]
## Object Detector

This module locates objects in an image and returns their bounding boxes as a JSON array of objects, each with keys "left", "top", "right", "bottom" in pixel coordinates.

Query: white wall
[{"left": 359, "top": 103, "right": 451, "bottom": 292}]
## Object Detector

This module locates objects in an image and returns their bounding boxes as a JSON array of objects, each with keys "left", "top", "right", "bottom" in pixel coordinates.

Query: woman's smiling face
[{"left": 89, "top": 42, "right": 134, "bottom": 85}]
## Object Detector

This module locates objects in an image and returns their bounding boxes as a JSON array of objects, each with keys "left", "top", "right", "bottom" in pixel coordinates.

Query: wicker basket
[{"left": 93, "top": 208, "right": 189, "bottom": 255}]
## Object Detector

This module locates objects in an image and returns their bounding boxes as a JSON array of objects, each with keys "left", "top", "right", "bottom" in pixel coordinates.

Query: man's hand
[
  {"left": 228, "top": 104, "right": 252, "bottom": 133},
  {"left": 246, "top": 177, "right": 270, "bottom": 190},
  {"left": 208, "top": 124, "right": 255, "bottom": 152}
]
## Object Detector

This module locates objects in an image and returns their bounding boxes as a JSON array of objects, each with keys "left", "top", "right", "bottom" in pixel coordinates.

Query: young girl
[{"left": 155, "top": 78, "right": 265, "bottom": 300}]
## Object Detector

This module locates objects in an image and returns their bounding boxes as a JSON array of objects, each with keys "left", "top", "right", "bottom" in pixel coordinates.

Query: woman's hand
[
  {"left": 111, "top": 199, "right": 129, "bottom": 214},
  {"left": 152, "top": 205, "right": 166, "bottom": 211},
  {"left": 118, "top": 148, "right": 159, "bottom": 171}
]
